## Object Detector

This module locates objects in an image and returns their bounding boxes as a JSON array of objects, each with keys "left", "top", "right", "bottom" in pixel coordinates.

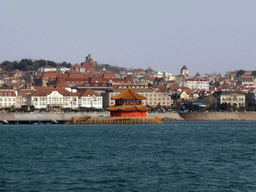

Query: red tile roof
[
  {"left": 81, "top": 62, "right": 92, "bottom": 69},
  {"left": 79, "top": 88, "right": 100, "bottom": 97},
  {"left": 111, "top": 88, "right": 146, "bottom": 100},
  {"left": 70, "top": 63, "right": 82, "bottom": 69}
]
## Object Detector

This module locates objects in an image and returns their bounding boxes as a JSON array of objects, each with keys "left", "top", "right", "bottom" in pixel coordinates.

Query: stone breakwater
[{"left": 179, "top": 112, "right": 256, "bottom": 121}]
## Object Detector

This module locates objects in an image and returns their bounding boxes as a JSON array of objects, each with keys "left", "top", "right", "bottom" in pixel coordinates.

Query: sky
[{"left": 0, "top": 0, "right": 255, "bottom": 76}]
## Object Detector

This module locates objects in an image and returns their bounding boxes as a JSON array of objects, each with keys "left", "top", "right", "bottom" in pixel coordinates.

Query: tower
[{"left": 181, "top": 65, "right": 189, "bottom": 76}]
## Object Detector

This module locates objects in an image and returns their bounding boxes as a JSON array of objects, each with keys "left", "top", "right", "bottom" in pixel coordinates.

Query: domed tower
[{"left": 181, "top": 65, "right": 189, "bottom": 76}]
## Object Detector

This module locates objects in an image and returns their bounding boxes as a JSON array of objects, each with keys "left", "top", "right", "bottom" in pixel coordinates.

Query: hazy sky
[{"left": 0, "top": 0, "right": 255, "bottom": 76}]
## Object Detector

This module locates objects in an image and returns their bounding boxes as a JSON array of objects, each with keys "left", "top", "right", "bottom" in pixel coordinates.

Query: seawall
[
  {"left": 179, "top": 112, "right": 256, "bottom": 121},
  {"left": 0, "top": 112, "right": 108, "bottom": 121},
  {"left": 0, "top": 112, "right": 185, "bottom": 122},
  {"left": 148, "top": 112, "right": 184, "bottom": 121},
  {"left": 2, "top": 112, "right": 256, "bottom": 122}
]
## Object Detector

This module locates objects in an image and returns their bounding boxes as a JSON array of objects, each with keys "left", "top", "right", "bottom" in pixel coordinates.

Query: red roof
[
  {"left": 184, "top": 79, "right": 206, "bottom": 82},
  {"left": 54, "top": 80, "right": 70, "bottom": 88},
  {"left": 79, "top": 88, "right": 100, "bottom": 97},
  {"left": 18, "top": 90, "right": 34, "bottom": 97},
  {"left": 31, "top": 88, "right": 78, "bottom": 97},
  {"left": 10, "top": 69, "right": 22, "bottom": 74},
  {"left": 0, "top": 90, "right": 16, "bottom": 96},
  {"left": 111, "top": 88, "right": 146, "bottom": 100},
  {"left": 81, "top": 62, "right": 92, "bottom": 69},
  {"left": 70, "top": 63, "right": 82, "bottom": 69}
]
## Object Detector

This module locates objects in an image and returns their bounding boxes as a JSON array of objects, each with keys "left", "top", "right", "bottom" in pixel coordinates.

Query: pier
[{"left": 65, "top": 116, "right": 162, "bottom": 124}]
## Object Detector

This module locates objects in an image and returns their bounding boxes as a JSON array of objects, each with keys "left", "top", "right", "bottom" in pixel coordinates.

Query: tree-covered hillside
[{"left": 0, "top": 59, "right": 72, "bottom": 72}]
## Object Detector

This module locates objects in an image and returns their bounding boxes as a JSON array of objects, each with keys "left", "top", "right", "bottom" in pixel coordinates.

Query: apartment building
[{"left": 179, "top": 79, "right": 209, "bottom": 90}]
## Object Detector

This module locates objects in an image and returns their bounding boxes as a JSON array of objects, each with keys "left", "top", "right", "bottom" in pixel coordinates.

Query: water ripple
[{"left": 1, "top": 122, "right": 256, "bottom": 191}]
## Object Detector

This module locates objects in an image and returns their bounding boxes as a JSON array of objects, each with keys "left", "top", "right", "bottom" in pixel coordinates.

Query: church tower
[{"left": 181, "top": 65, "right": 189, "bottom": 76}]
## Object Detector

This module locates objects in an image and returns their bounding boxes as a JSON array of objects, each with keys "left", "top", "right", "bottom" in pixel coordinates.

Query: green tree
[
  {"left": 236, "top": 70, "right": 245, "bottom": 77},
  {"left": 251, "top": 71, "right": 256, "bottom": 77},
  {"left": 30, "top": 105, "right": 35, "bottom": 112},
  {"left": 21, "top": 105, "right": 29, "bottom": 112},
  {"left": 198, "top": 91, "right": 206, "bottom": 100}
]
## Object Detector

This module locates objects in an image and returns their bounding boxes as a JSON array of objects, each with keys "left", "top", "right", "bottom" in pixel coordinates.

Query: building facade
[
  {"left": 28, "top": 88, "right": 102, "bottom": 109},
  {"left": 179, "top": 79, "right": 209, "bottom": 90},
  {"left": 219, "top": 91, "right": 246, "bottom": 108},
  {"left": 0, "top": 89, "right": 21, "bottom": 108}
]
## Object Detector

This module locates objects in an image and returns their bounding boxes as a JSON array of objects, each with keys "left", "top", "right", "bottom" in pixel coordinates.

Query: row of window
[
  {"left": 110, "top": 93, "right": 169, "bottom": 98},
  {"left": 0, "top": 103, "right": 13, "bottom": 107},
  {"left": 0, "top": 93, "right": 13, "bottom": 96},
  {"left": 82, "top": 101, "right": 102, "bottom": 105},
  {"left": 0, "top": 98, "right": 16, "bottom": 102},
  {"left": 34, "top": 102, "right": 78, "bottom": 106},
  {"left": 34, "top": 97, "right": 78, "bottom": 101},
  {"left": 222, "top": 97, "right": 244, "bottom": 102}
]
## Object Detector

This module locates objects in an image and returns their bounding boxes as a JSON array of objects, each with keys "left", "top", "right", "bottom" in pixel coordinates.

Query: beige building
[
  {"left": 220, "top": 91, "right": 245, "bottom": 108},
  {"left": 102, "top": 85, "right": 172, "bottom": 109}
]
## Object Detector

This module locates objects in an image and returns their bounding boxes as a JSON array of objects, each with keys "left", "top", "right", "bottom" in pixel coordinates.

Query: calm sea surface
[{"left": 1, "top": 122, "right": 256, "bottom": 191}]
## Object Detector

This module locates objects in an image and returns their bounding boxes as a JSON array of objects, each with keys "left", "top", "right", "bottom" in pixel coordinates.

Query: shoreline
[{"left": 1, "top": 111, "right": 256, "bottom": 122}]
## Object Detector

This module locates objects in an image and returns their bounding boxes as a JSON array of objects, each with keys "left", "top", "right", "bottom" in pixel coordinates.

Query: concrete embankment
[
  {"left": 3, "top": 112, "right": 256, "bottom": 122},
  {"left": 148, "top": 112, "right": 184, "bottom": 121},
  {"left": 179, "top": 112, "right": 256, "bottom": 121},
  {"left": 0, "top": 112, "right": 109, "bottom": 122},
  {"left": 0, "top": 112, "right": 185, "bottom": 122}
]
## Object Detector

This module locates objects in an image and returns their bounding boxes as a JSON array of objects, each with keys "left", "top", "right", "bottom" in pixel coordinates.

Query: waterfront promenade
[
  {"left": 2, "top": 111, "right": 256, "bottom": 123},
  {"left": 0, "top": 111, "right": 184, "bottom": 124}
]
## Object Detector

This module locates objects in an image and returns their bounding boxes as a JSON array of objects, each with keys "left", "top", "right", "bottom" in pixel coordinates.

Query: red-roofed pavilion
[{"left": 107, "top": 88, "right": 149, "bottom": 117}]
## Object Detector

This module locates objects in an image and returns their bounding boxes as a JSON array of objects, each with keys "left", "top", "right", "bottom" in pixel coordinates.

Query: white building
[
  {"left": 0, "top": 89, "right": 20, "bottom": 108},
  {"left": 180, "top": 79, "right": 209, "bottom": 90},
  {"left": 28, "top": 88, "right": 102, "bottom": 109},
  {"left": 38, "top": 67, "right": 57, "bottom": 72},
  {"left": 57, "top": 66, "right": 70, "bottom": 73}
]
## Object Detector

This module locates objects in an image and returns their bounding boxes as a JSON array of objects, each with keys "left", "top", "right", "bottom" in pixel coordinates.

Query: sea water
[{"left": 1, "top": 122, "right": 256, "bottom": 191}]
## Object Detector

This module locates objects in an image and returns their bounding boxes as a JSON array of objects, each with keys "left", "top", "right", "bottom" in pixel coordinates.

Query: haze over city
[{"left": 1, "top": 0, "right": 255, "bottom": 76}]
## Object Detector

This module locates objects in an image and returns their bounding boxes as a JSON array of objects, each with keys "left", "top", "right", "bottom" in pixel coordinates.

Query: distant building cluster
[{"left": 0, "top": 54, "right": 255, "bottom": 111}]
